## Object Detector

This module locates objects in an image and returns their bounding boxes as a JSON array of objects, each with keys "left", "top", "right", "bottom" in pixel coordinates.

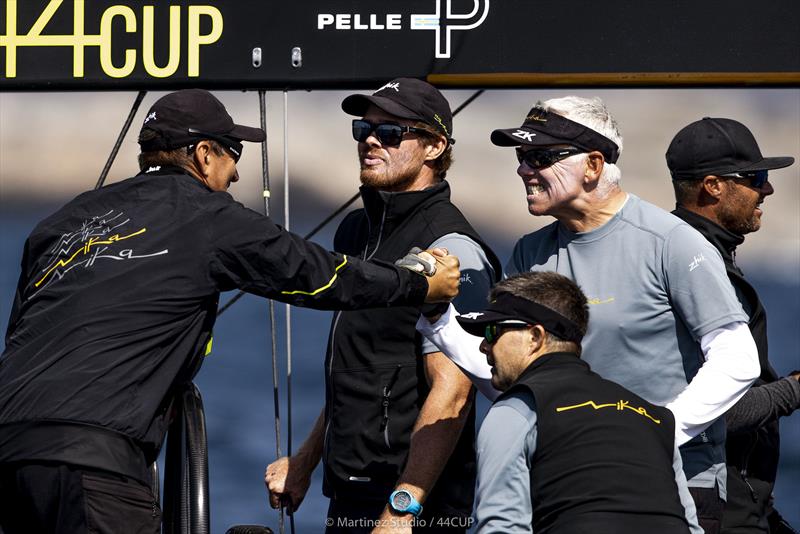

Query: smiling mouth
[{"left": 526, "top": 184, "right": 546, "bottom": 196}]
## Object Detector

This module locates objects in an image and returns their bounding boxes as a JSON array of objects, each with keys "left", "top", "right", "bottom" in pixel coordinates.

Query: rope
[
  {"left": 259, "top": 90, "right": 285, "bottom": 534},
  {"left": 95, "top": 91, "right": 147, "bottom": 189}
]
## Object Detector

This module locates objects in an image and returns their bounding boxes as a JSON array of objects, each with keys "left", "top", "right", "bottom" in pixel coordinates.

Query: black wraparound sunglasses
[
  {"left": 719, "top": 170, "right": 769, "bottom": 189},
  {"left": 484, "top": 321, "right": 530, "bottom": 344},
  {"left": 352, "top": 119, "right": 431, "bottom": 147},
  {"left": 516, "top": 147, "right": 585, "bottom": 170}
]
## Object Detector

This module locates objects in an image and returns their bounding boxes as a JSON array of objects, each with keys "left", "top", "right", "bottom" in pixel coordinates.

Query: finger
[{"left": 429, "top": 247, "right": 448, "bottom": 257}]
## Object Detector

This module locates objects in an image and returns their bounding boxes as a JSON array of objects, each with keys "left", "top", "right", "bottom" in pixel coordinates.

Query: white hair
[{"left": 539, "top": 96, "right": 623, "bottom": 190}]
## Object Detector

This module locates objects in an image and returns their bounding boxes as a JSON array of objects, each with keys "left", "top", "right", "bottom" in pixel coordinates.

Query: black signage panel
[{"left": 1, "top": 0, "right": 798, "bottom": 91}]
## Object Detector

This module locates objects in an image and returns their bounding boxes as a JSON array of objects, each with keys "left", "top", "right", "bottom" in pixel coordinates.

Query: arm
[
  {"left": 672, "top": 443, "right": 703, "bottom": 534},
  {"left": 666, "top": 322, "right": 759, "bottom": 445},
  {"left": 417, "top": 304, "right": 501, "bottom": 401},
  {"left": 373, "top": 352, "right": 475, "bottom": 532},
  {"left": 265, "top": 409, "right": 325, "bottom": 513},
  {"left": 726, "top": 375, "right": 800, "bottom": 435},
  {"left": 208, "top": 199, "right": 460, "bottom": 309},
  {"left": 663, "top": 226, "right": 758, "bottom": 445},
  {"left": 474, "top": 390, "right": 536, "bottom": 534}
]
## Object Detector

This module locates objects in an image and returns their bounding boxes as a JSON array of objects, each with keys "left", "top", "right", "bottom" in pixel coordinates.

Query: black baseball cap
[
  {"left": 456, "top": 292, "right": 585, "bottom": 344},
  {"left": 666, "top": 117, "right": 794, "bottom": 180},
  {"left": 138, "top": 89, "right": 265, "bottom": 152},
  {"left": 491, "top": 106, "right": 620, "bottom": 164},
  {"left": 341, "top": 78, "right": 454, "bottom": 143}
]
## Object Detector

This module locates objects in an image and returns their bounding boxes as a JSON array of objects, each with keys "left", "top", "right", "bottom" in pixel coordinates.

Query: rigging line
[
  {"left": 283, "top": 86, "right": 297, "bottom": 534},
  {"left": 216, "top": 88, "right": 482, "bottom": 315},
  {"left": 259, "top": 90, "right": 285, "bottom": 534},
  {"left": 95, "top": 90, "right": 147, "bottom": 190}
]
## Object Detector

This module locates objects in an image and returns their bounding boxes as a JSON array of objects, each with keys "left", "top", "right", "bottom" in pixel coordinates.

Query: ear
[
  {"left": 529, "top": 325, "right": 547, "bottom": 354},
  {"left": 423, "top": 135, "right": 447, "bottom": 162},
  {"left": 584, "top": 151, "right": 605, "bottom": 183},
  {"left": 701, "top": 175, "right": 725, "bottom": 200},
  {"left": 193, "top": 140, "right": 214, "bottom": 177}
]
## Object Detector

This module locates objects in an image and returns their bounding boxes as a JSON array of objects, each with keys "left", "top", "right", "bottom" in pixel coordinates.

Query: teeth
[{"left": 526, "top": 184, "right": 545, "bottom": 196}]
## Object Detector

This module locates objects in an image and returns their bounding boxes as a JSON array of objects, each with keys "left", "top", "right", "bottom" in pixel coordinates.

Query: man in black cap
[
  {"left": 0, "top": 89, "right": 460, "bottom": 534},
  {"left": 458, "top": 271, "right": 701, "bottom": 534},
  {"left": 266, "top": 79, "right": 501, "bottom": 533},
  {"left": 667, "top": 117, "right": 800, "bottom": 534}
]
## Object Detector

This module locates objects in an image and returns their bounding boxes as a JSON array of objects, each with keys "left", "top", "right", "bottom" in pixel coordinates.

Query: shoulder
[{"left": 617, "top": 194, "right": 689, "bottom": 241}]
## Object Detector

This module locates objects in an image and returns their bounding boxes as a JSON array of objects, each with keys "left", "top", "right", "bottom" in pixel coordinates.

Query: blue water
[{"left": 1, "top": 204, "right": 798, "bottom": 533}]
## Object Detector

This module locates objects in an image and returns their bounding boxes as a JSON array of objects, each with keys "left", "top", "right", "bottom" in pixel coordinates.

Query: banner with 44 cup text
[{"left": 1, "top": 0, "right": 799, "bottom": 91}]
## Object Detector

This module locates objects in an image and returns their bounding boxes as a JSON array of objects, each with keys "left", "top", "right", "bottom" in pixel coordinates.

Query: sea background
[{"left": 1, "top": 89, "right": 798, "bottom": 532}]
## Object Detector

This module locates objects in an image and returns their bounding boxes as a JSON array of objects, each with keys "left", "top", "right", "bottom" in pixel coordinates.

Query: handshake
[{"left": 396, "top": 247, "right": 461, "bottom": 304}]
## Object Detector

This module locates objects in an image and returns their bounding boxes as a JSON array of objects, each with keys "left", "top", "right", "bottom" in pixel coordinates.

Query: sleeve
[
  {"left": 666, "top": 322, "right": 759, "bottom": 444},
  {"left": 421, "top": 233, "right": 494, "bottom": 355},
  {"left": 416, "top": 304, "right": 501, "bottom": 401},
  {"left": 475, "top": 390, "right": 537, "bottom": 534},
  {"left": 725, "top": 377, "right": 800, "bottom": 435},
  {"left": 672, "top": 444, "right": 703, "bottom": 534},
  {"left": 663, "top": 224, "right": 749, "bottom": 339},
  {"left": 206, "top": 198, "right": 427, "bottom": 310}
]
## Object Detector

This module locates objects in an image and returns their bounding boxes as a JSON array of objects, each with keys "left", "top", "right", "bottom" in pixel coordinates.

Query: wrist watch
[{"left": 389, "top": 489, "right": 423, "bottom": 517}]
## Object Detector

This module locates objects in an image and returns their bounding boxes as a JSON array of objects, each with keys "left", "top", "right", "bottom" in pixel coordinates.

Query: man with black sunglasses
[
  {"left": 266, "top": 78, "right": 501, "bottom": 533},
  {"left": 0, "top": 88, "right": 462, "bottom": 534},
  {"left": 418, "top": 96, "right": 761, "bottom": 534},
  {"left": 456, "top": 271, "right": 701, "bottom": 534},
  {"left": 667, "top": 118, "right": 800, "bottom": 534}
]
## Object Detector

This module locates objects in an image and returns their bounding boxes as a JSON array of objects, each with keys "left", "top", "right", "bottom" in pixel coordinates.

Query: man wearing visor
[
  {"left": 0, "top": 89, "right": 461, "bottom": 534},
  {"left": 459, "top": 271, "right": 701, "bottom": 533},
  {"left": 417, "top": 96, "right": 759, "bottom": 533},
  {"left": 667, "top": 118, "right": 800, "bottom": 533},
  {"left": 265, "top": 78, "right": 500, "bottom": 533}
]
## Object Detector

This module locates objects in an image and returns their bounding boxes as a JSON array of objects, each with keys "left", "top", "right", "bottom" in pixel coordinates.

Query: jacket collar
[
  {"left": 359, "top": 180, "right": 451, "bottom": 228},
  {"left": 672, "top": 205, "right": 744, "bottom": 271}
]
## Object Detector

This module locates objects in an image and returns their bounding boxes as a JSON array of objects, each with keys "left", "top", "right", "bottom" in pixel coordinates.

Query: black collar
[
  {"left": 672, "top": 205, "right": 744, "bottom": 270},
  {"left": 359, "top": 180, "right": 450, "bottom": 227}
]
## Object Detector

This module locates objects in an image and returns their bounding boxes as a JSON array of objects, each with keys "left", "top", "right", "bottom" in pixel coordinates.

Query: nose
[
  {"left": 759, "top": 180, "right": 774, "bottom": 197},
  {"left": 479, "top": 339, "right": 490, "bottom": 355},
  {"left": 231, "top": 169, "right": 240, "bottom": 184},
  {"left": 517, "top": 161, "right": 535, "bottom": 178}
]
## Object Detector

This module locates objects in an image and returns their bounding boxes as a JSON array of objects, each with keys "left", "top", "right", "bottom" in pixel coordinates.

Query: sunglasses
[
  {"left": 352, "top": 119, "right": 431, "bottom": 147},
  {"left": 719, "top": 170, "right": 769, "bottom": 189},
  {"left": 516, "top": 147, "right": 585, "bottom": 170},
  {"left": 483, "top": 321, "right": 530, "bottom": 344},
  {"left": 187, "top": 128, "right": 243, "bottom": 163}
]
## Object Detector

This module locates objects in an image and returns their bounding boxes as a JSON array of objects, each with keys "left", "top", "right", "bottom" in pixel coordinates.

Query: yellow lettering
[
  {"left": 187, "top": 5, "right": 223, "bottom": 77},
  {"left": 72, "top": 0, "right": 85, "bottom": 77},
  {"left": 99, "top": 6, "right": 137, "bottom": 78},
  {"left": 2, "top": 0, "right": 19, "bottom": 77},
  {"left": 142, "top": 5, "right": 181, "bottom": 78}
]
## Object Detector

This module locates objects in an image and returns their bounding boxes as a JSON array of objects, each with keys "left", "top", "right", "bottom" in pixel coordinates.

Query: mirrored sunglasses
[
  {"left": 720, "top": 170, "right": 769, "bottom": 189},
  {"left": 483, "top": 321, "right": 529, "bottom": 344},
  {"left": 516, "top": 147, "right": 585, "bottom": 170},
  {"left": 352, "top": 119, "right": 431, "bottom": 147}
]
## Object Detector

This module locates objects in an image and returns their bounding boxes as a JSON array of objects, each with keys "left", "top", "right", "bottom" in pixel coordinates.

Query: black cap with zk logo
[{"left": 341, "top": 77, "right": 454, "bottom": 143}]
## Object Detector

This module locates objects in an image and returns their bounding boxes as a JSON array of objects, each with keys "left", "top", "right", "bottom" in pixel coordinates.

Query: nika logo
[{"left": 317, "top": 0, "right": 491, "bottom": 59}]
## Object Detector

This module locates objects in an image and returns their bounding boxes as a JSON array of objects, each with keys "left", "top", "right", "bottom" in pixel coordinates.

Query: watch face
[{"left": 392, "top": 491, "right": 412, "bottom": 510}]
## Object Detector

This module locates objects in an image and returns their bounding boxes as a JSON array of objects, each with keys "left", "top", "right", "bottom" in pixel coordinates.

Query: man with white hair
[{"left": 418, "top": 96, "right": 760, "bottom": 533}]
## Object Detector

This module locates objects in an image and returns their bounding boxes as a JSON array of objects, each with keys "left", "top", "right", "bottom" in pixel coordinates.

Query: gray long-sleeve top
[{"left": 725, "top": 376, "right": 800, "bottom": 434}]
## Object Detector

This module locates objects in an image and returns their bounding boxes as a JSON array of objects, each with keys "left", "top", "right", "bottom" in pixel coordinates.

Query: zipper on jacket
[
  {"left": 740, "top": 432, "right": 760, "bottom": 503},
  {"left": 380, "top": 365, "right": 402, "bottom": 449},
  {"left": 324, "top": 204, "right": 387, "bottom": 462}
]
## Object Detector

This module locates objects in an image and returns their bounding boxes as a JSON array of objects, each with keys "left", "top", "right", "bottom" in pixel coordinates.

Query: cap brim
[
  {"left": 456, "top": 310, "right": 520, "bottom": 338},
  {"left": 737, "top": 156, "right": 795, "bottom": 173},
  {"left": 341, "top": 94, "right": 424, "bottom": 122},
  {"left": 229, "top": 124, "right": 266, "bottom": 143},
  {"left": 490, "top": 127, "right": 569, "bottom": 147}
]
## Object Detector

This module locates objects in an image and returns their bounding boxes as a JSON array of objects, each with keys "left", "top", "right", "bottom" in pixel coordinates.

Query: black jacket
[
  {"left": 0, "top": 166, "right": 427, "bottom": 484},
  {"left": 505, "top": 352, "right": 690, "bottom": 534},
  {"left": 322, "top": 182, "right": 501, "bottom": 517},
  {"left": 673, "top": 206, "right": 798, "bottom": 533}
]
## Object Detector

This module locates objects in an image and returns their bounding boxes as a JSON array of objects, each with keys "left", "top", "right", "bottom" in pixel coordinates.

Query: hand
[
  {"left": 370, "top": 507, "right": 414, "bottom": 534},
  {"left": 264, "top": 455, "right": 313, "bottom": 513},
  {"left": 423, "top": 249, "right": 460, "bottom": 303},
  {"left": 789, "top": 372, "right": 800, "bottom": 382},
  {"left": 395, "top": 247, "right": 438, "bottom": 276}
]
